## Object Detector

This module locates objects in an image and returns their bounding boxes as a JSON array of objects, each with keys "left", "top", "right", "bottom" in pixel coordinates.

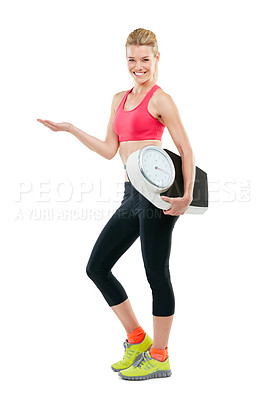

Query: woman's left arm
[{"left": 155, "top": 93, "right": 196, "bottom": 215}]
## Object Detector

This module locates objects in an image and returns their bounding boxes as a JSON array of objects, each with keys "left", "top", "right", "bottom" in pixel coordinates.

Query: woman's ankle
[{"left": 127, "top": 326, "right": 146, "bottom": 344}]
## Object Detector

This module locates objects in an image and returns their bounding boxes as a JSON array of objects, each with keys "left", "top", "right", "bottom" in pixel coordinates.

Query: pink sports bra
[{"left": 113, "top": 84, "right": 165, "bottom": 142}]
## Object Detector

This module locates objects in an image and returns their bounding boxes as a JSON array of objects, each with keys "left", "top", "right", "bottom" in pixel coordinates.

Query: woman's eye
[{"left": 129, "top": 59, "right": 149, "bottom": 62}]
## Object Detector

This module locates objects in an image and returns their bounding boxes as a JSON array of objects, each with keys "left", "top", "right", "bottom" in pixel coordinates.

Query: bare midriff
[{"left": 119, "top": 140, "right": 163, "bottom": 182}]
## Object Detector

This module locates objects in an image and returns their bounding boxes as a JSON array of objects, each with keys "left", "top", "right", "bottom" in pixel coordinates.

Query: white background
[{"left": 1, "top": 0, "right": 265, "bottom": 398}]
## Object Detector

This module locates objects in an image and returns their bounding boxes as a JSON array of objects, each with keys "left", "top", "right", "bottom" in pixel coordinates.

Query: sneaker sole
[
  {"left": 111, "top": 344, "right": 152, "bottom": 372},
  {"left": 118, "top": 369, "right": 172, "bottom": 380}
]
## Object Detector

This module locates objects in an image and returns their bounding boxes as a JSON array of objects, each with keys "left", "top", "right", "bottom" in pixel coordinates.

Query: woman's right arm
[{"left": 37, "top": 93, "right": 120, "bottom": 160}]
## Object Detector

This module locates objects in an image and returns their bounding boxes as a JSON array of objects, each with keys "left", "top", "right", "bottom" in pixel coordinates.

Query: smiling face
[{"left": 126, "top": 45, "right": 159, "bottom": 84}]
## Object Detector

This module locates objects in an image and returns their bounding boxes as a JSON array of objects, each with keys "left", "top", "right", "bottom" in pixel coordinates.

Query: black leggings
[{"left": 86, "top": 181, "right": 180, "bottom": 317}]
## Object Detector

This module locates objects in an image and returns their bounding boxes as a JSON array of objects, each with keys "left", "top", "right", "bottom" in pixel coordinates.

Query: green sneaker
[
  {"left": 111, "top": 333, "right": 153, "bottom": 372},
  {"left": 118, "top": 350, "right": 172, "bottom": 380}
]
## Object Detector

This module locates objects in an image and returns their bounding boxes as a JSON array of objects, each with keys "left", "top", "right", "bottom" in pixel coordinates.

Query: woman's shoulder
[
  {"left": 152, "top": 85, "right": 172, "bottom": 106},
  {"left": 112, "top": 89, "right": 129, "bottom": 110},
  {"left": 114, "top": 89, "right": 128, "bottom": 99},
  {"left": 155, "top": 85, "right": 169, "bottom": 97}
]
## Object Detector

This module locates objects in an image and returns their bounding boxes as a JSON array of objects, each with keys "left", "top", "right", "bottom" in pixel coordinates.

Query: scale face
[{"left": 138, "top": 146, "right": 175, "bottom": 190}]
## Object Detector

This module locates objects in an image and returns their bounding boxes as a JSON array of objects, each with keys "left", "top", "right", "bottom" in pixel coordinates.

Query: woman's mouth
[{"left": 133, "top": 72, "right": 147, "bottom": 76}]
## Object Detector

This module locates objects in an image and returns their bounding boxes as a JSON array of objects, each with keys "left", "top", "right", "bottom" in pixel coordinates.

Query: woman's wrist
[
  {"left": 183, "top": 192, "right": 193, "bottom": 203},
  {"left": 67, "top": 123, "right": 74, "bottom": 133}
]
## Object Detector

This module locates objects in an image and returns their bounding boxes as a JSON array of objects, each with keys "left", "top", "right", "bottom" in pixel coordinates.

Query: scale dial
[{"left": 138, "top": 146, "right": 175, "bottom": 189}]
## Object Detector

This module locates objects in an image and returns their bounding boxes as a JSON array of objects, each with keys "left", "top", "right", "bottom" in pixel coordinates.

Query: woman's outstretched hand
[{"left": 37, "top": 119, "right": 72, "bottom": 132}]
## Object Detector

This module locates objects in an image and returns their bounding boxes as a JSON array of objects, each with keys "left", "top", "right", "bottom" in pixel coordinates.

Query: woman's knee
[
  {"left": 86, "top": 256, "right": 110, "bottom": 285},
  {"left": 86, "top": 257, "right": 99, "bottom": 281},
  {"left": 86, "top": 261, "right": 93, "bottom": 280},
  {"left": 145, "top": 264, "right": 172, "bottom": 288}
]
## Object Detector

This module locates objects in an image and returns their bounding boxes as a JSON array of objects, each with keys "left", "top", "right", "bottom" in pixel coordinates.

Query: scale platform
[{"left": 161, "top": 148, "right": 208, "bottom": 215}]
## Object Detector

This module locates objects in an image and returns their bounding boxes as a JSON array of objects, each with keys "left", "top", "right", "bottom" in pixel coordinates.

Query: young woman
[{"left": 37, "top": 28, "right": 195, "bottom": 381}]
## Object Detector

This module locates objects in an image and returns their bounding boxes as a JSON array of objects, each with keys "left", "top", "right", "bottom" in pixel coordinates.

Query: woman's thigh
[
  {"left": 138, "top": 197, "right": 179, "bottom": 268},
  {"left": 86, "top": 195, "right": 140, "bottom": 275}
]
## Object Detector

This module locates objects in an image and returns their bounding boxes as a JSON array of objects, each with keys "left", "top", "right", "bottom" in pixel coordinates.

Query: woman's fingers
[
  {"left": 37, "top": 119, "right": 70, "bottom": 132},
  {"left": 45, "top": 121, "right": 57, "bottom": 128},
  {"left": 43, "top": 120, "right": 56, "bottom": 127},
  {"left": 43, "top": 121, "right": 56, "bottom": 130},
  {"left": 37, "top": 119, "right": 57, "bottom": 131}
]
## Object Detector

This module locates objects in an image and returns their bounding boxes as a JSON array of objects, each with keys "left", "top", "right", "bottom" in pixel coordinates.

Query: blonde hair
[{"left": 125, "top": 28, "right": 159, "bottom": 84}]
